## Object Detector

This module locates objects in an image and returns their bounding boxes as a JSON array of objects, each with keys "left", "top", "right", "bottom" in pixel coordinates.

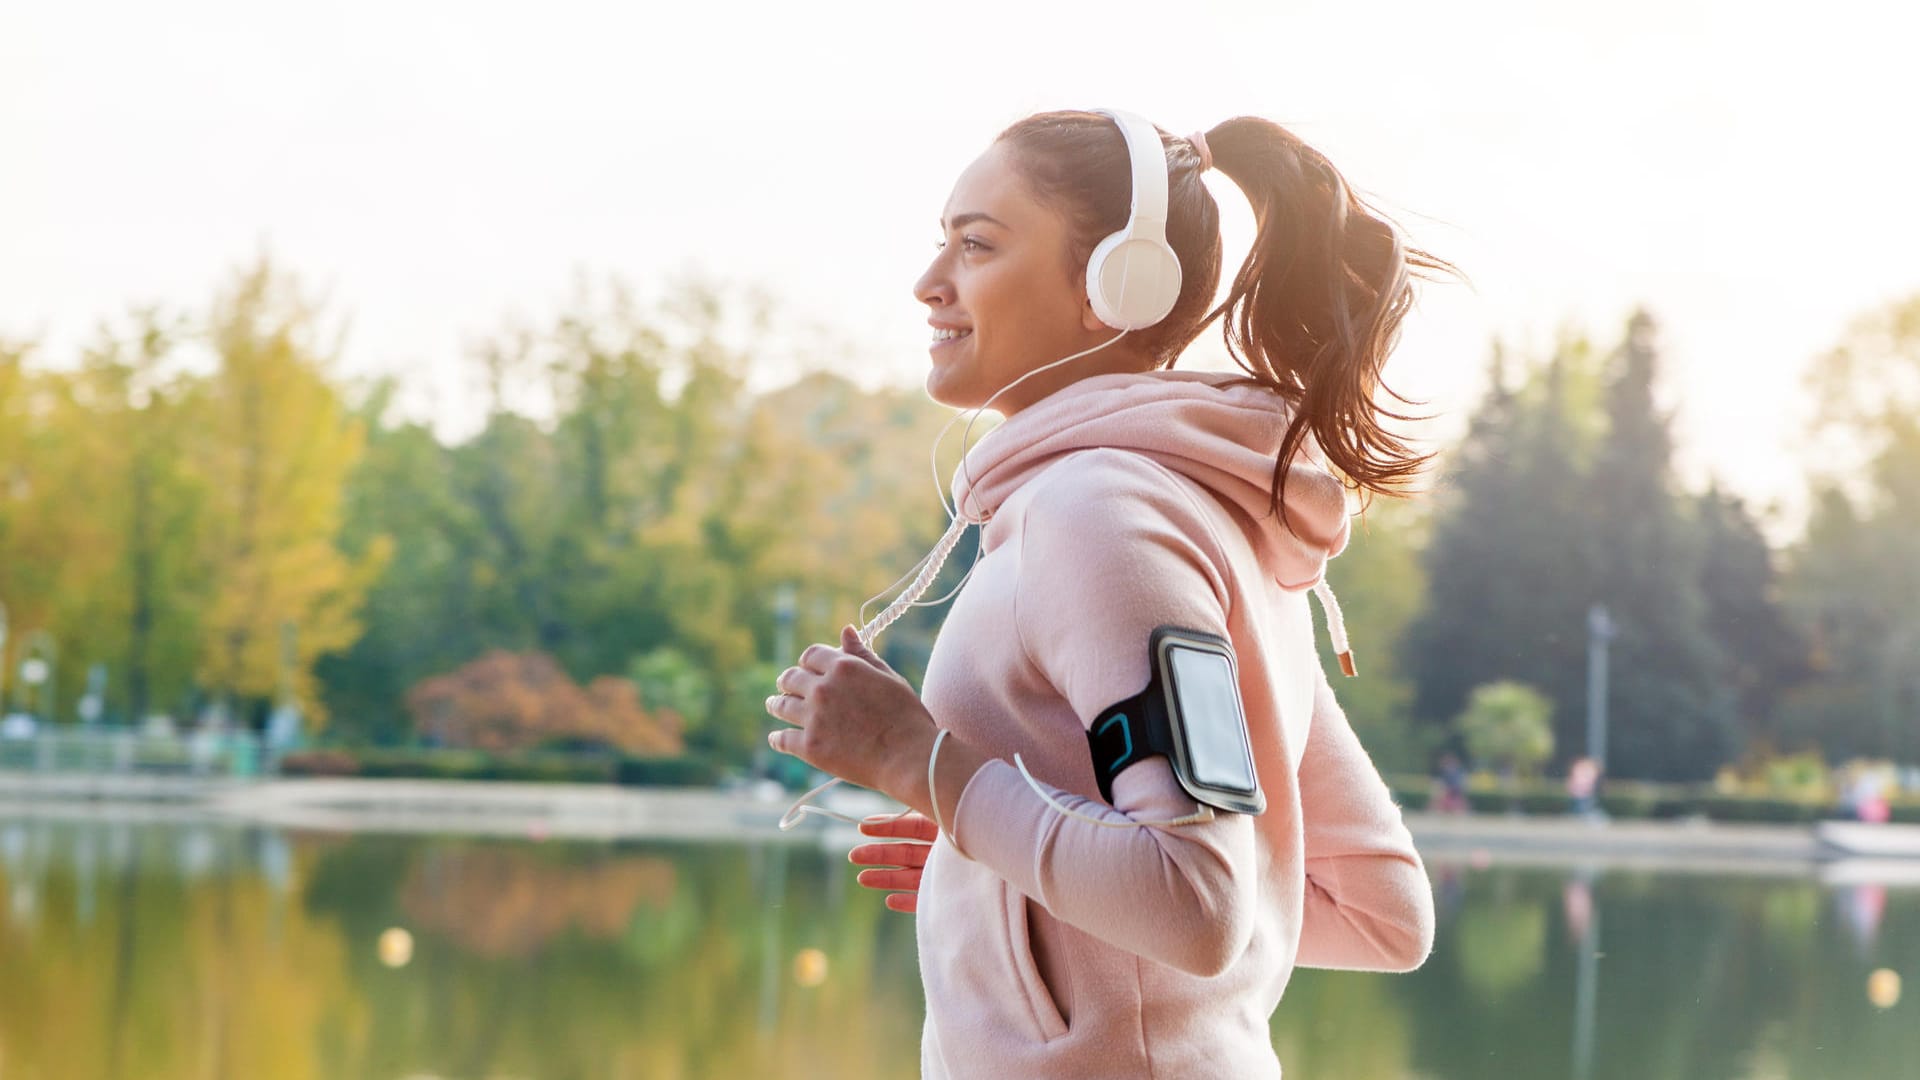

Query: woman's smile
[{"left": 930, "top": 328, "right": 973, "bottom": 353}]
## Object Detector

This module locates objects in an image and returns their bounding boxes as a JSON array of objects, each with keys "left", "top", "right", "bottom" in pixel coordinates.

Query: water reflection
[{"left": 0, "top": 814, "right": 1915, "bottom": 1079}]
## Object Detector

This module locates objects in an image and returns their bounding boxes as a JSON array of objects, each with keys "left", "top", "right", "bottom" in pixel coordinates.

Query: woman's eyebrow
[{"left": 939, "top": 211, "right": 1011, "bottom": 231}]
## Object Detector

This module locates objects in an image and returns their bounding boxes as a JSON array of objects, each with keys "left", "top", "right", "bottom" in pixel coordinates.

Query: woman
[{"left": 766, "top": 109, "right": 1456, "bottom": 1078}]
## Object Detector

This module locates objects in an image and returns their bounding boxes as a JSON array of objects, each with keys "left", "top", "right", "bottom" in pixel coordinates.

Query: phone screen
[{"left": 1166, "top": 644, "right": 1256, "bottom": 795}]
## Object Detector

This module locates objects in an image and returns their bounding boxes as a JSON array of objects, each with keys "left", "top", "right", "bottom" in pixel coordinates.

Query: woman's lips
[{"left": 931, "top": 329, "right": 972, "bottom": 353}]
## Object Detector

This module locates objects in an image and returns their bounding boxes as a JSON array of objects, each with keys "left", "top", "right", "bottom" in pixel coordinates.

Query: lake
[{"left": 0, "top": 813, "right": 1914, "bottom": 1079}]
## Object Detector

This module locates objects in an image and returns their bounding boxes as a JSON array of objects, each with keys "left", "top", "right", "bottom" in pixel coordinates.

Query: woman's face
[{"left": 914, "top": 142, "right": 1144, "bottom": 416}]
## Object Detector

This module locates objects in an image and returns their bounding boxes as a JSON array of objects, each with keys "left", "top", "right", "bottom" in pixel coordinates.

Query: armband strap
[{"left": 1085, "top": 686, "right": 1174, "bottom": 805}]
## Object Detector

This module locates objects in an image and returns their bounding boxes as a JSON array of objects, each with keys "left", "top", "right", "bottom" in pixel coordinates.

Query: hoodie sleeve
[
  {"left": 1292, "top": 664, "right": 1436, "bottom": 972},
  {"left": 948, "top": 449, "right": 1259, "bottom": 979}
]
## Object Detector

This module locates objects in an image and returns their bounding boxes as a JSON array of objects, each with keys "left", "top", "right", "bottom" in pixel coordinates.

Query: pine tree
[
  {"left": 1695, "top": 485, "right": 1806, "bottom": 754},
  {"left": 1406, "top": 338, "right": 1602, "bottom": 767},
  {"left": 1585, "top": 310, "right": 1732, "bottom": 779}
]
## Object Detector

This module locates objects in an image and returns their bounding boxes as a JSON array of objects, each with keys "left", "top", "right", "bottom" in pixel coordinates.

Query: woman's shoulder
[
  {"left": 1019, "top": 448, "right": 1232, "bottom": 573},
  {"left": 1025, "top": 447, "right": 1204, "bottom": 518}
]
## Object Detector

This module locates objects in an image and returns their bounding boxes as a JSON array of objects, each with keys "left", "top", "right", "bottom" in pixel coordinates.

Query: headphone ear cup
[{"left": 1086, "top": 230, "right": 1184, "bottom": 331}]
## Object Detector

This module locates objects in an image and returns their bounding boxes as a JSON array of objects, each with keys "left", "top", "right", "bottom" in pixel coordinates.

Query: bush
[
  {"left": 1598, "top": 781, "right": 1691, "bottom": 820},
  {"left": 279, "top": 749, "right": 363, "bottom": 777},
  {"left": 1384, "top": 769, "right": 1918, "bottom": 825},
  {"left": 1455, "top": 681, "right": 1555, "bottom": 779},
  {"left": 276, "top": 746, "right": 720, "bottom": 787},
  {"left": 406, "top": 650, "right": 684, "bottom": 756},
  {"left": 1693, "top": 794, "right": 1829, "bottom": 824},
  {"left": 615, "top": 754, "right": 721, "bottom": 787}
]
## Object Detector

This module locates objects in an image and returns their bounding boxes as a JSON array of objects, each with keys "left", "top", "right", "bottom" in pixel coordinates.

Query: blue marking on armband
[{"left": 1098, "top": 712, "right": 1132, "bottom": 771}]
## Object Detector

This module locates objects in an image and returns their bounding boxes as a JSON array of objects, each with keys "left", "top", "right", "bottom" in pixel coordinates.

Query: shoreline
[{"left": 2, "top": 773, "right": 1916, "bottom": 882}]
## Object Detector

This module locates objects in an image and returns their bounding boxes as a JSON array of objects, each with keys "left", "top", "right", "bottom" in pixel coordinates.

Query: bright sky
[{"left": 5, "top": 0, "right": 1917, "bottom": 535}]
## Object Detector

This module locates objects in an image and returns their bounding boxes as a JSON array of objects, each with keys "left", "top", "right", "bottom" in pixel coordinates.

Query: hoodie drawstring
[{"left": 1311, "top": 579, "right": 1358, "bottom": 677}]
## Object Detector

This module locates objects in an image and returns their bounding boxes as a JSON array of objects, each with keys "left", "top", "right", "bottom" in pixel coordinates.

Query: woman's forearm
[{"left": 889, "top": 725, "right": 993, "bottom": 839}]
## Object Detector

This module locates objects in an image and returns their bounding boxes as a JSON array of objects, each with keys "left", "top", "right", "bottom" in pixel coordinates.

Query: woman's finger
[
  {"left": 796, "top": 643, "right": 841, "bottom": 674},
  {"left": 849, "top": 842, "right": 929, "bottom": 869},
  {"left": 775, "top": 665, "right": 820, "bottom": 697},
  {"left": 858, "top": 813, "right": 938, "bottom": 841},
  {"left": 884, "top": 892, "right": 919, "bottom": 914},
  {"left": 857, "top": 867, "right": 924, "bottom": 892},
  {"left": 764, "top": 689, "right": 812, "bottom": 729}
]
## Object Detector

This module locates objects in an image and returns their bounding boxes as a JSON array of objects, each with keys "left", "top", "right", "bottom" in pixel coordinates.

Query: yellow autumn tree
[
  {"left": 191, "top": 257, "right": 388, "bottom": 727},
  {"left": 0, "top": 339, "right": 135, "bottom": 718},
  {"left": 38, "top": 311, "right": 214, "bottom": 723}
]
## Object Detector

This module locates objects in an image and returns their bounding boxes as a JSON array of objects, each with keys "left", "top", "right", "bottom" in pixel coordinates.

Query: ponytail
[
  {"left": 995, "top": 111, "right": 1465, "bottom": 523},
  {"left": 1203, "top": 116, "right": 1462, "bottom": 518}
]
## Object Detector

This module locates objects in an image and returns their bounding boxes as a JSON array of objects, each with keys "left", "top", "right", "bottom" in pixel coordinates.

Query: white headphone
[{"left": 1085, "top": 108, "right": 1184, "bottom": 331}]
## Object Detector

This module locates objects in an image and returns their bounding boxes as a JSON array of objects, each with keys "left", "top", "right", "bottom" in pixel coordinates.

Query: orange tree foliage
[{"left": 405, "top": 650, "right": 682, "bottom": 755}]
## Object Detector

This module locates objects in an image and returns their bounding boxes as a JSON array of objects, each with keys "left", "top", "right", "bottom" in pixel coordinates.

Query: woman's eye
[{"left": 933, "top": 236, "right": 990, "bottom": 253}]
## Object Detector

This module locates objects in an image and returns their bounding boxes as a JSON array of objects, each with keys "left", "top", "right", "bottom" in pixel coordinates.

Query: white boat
[{"left": 1814, "top": 821, "right": 1920, "bottom": 859}]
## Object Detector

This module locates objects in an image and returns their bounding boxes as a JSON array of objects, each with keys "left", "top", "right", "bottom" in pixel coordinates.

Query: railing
[{"left": 0, "top": 726, "right": 280, "bottom": 779}]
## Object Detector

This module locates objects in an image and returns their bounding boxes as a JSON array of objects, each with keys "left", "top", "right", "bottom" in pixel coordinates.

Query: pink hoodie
[{"left": 913, "top": 368, "right": 1434, "bottom": 1079}]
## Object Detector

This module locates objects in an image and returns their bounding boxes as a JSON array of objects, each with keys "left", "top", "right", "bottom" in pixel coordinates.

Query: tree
[
  {"left": 405, "top": 650, "right": 682, "bottom": 755},
  {"left": 1455, "top": 680, "right": 1555, "bottom": 780},
  {"left": 317, "top": 383, "right": 481, "bottom": 742},
  {"left": 629, "top": 645, "right": 716, "bottom": 742},
  {"left": 1406, "top": 335, "right": 1604, "bottom": 767},
  {"left": 1694, "top": 484, "right": 1807, "bottom": 753},
  {"left": 1318, "top": 497, "right": 1432, "bottom": 774},
  {"left": 1783, "top": 292, "right": 1920, "bottom": 763},
  {"left": 1583, "top": 310, "right": 1732, "bottom": 779},
  {"left": 192, "top": 257, "right": 387, "bottom": 727},
  {"left": 58, "top": 311, "right": 213, "bottom": 723}
]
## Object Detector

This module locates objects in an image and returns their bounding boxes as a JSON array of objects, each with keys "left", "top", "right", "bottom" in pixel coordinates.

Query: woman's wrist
[{"left": 893, "top": 727, "right": 992, "bottom": 833}]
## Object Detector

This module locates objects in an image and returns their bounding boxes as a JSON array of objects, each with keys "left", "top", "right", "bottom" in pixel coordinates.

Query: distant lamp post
[
  {"left": 772, "top": 584, "right": 797, "bottom": 667},
  {"left": 0, "top": 599, "right": 9, "bottom": 713},
  {"left": 1586, "top": 604, "right": 1615, "bottom": 775},
  {"left": 77, "top": 663, "right": 107, "bottom": 726},
  {"left": 266, "top": 622, "right": 303, "bottom": 753},
  {"left": 19, "top": 630, "right": 56, "bottom": 723}
]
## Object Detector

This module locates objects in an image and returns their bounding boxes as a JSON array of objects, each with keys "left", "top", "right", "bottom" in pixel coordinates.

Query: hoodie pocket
[{"left": 1003, "top": 883, "right": 1070, "bottom": 1042}]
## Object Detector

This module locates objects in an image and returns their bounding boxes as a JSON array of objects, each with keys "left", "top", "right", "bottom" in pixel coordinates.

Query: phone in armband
[{"left": 1084, "top": 625, "right": 1266, "bottom": 816}]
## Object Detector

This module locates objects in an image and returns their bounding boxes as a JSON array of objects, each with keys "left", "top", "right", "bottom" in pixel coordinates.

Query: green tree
[
  {"left": 317, "top": 383, "right": 480, "bottom": 742},
  {"left": 63, "top": 310, "right": 211, "bottom": 722},
  {"left": 1584, "top": 310, "right": 1732, "bottom": 779},
  {"left": 1695, "top": 484, "right": 1807, "bottom": 754},
  {"left": 1406, "top": 336, "right": 1604, "bottom": 766},
  {"left": 1455, "top": 680, "right": 1555, "bottom": 780},
  {"left": 629, "top": 645, "right": 716, "bottom": 742},
  {"left": 1320, "top": 497, "right": 1432, "bottom": 773},
  {"left": 1782, "top": 292, "right": 1920, "bottom": 762}
]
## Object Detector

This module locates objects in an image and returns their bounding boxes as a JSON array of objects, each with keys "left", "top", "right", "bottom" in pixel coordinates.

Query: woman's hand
[
  {"left": 849, "top": 812, "right": 938, "bottom": 914},
  {"left": 765, "top": 625, "right": 937, "bottom": 803}
]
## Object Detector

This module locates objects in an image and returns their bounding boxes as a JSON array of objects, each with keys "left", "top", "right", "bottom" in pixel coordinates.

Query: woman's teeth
[{"left": 933, "top": 328, "right": 972, "bottom": 342}]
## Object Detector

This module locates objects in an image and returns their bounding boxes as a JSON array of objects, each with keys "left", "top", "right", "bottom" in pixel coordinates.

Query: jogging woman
[{"left": 767, "top": 108, "right": 1454, "bottom": 1078}]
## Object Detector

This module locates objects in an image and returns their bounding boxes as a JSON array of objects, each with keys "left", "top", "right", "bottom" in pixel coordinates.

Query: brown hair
[{"left": 993, "top": 111, "right": 1465, "bottom": 517}]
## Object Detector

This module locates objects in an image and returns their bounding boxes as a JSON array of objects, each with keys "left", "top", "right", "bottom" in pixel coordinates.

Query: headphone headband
[
  {"left": 1085, "top": 108, "right": 1183, "bottom": 331},
  {"left": 1091, "top": 108, "right": 1170, "bottom": 240}
]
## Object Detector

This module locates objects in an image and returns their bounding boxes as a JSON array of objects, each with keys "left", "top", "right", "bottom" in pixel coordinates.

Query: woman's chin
[
  {"left": 925, "top": 380, "right": 968, "bottom": 411},
  {"left": 924, "top": 363, "right": 977, "bottom": 410}
]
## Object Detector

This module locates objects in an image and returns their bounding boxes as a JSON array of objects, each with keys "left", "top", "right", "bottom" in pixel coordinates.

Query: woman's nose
[{"left": 914, "top": 264, "right": 952, "bottom": 307}]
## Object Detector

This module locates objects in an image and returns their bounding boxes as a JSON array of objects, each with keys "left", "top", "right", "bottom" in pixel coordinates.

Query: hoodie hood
[{"left": 949, "top": 368, "right": 1352, "bottom": 593}]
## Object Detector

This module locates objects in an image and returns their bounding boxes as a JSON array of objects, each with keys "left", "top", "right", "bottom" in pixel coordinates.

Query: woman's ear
[{"left": 1080, "top": 292, "right": 1110, "bottom": 333}]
